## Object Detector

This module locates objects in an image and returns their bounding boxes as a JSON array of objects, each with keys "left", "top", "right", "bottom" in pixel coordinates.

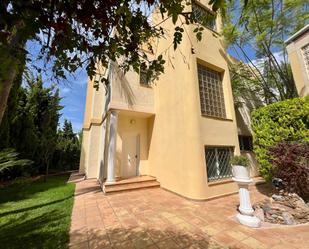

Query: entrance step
[{"left": 103, "top": 175, "right": 160, "bottom": 193}]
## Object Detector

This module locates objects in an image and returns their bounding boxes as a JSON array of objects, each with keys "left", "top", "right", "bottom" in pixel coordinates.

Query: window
[
  {"left": 301, "top": 43, "right": 309, "bottom": 79},
  {"left": 238, "top": 135, "right": 253, "bottom": 151},
  {"left": 205, "top": 147, "right": 233, "bottom": 182},
  {"left": 192, "top": 2, "right": 216, "bottom": 30},
  {"left": 197, "top": 64, "right": 226, "bottom": 118},
  {"left": 140, "top": 67, "right": 151, "bottom": 86}
]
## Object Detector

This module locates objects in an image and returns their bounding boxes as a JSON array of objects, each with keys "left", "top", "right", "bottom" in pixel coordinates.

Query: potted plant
[{"left": 230, "top": 155, "right": 250, "bottom": 180}]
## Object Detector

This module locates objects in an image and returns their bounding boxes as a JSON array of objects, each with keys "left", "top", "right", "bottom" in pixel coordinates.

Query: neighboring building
[
  {"left": 79, "top": 0, "right": 258, "bottom": 200},
  {"left": 286, "top": 24, "right": 309, "bottom": 97}
]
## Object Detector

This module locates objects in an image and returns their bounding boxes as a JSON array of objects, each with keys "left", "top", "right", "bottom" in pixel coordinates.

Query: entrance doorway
[{"left": 121, "top": 134, "right": 140, "bottom": 178}]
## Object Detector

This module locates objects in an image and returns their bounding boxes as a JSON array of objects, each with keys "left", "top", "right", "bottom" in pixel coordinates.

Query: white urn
[{"left": 232, "top": 164, "right": 261, "bottom": 228}]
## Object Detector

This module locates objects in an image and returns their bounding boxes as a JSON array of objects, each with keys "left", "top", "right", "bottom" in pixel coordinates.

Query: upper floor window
[
  {"left": 140, "top": 67, "right": 151, "bottom": 86},
  {"left": 238, "top": 135, "right": 253, "bottom": 151},
  {"left": 197, "top": 64, "right": 226, "bottom": 118},
  {"left": 192, "top": 2, "right": 216, "bottom": 31},
  {"left": 301, "top": 43, "right": 309, "bottom": 79}
]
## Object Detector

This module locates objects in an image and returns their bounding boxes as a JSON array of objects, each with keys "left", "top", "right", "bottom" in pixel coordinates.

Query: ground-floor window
[
  {"left": 205, "top": 147, "right": 233, "bottom": 182},
  {"left": 238, "top": 135, "right": 253, "bottom": 151}
]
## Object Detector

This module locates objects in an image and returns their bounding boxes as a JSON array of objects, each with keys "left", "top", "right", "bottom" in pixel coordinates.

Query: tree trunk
[
  {"left": 0, "top": 21, "right": 26, "bottom": 126},
  {"left": 44, "top": 158, "right": 50, "bottom": 182},
  {"left": 0, "top": 65, "right": 18, "bottom": 125}
]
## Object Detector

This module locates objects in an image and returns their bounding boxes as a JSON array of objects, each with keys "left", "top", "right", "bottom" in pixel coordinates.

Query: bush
[
  {"left": 251, "top": 97, "right": 309, "bottom": 180},
  {"left": 0, "top": 149, "right": 33, "bottom": 180},
  {"left": 268, "top": 142, "right": 309, "bottom": 200},
  {"left": 230, "top": 155, "right": 250, "bottom": 167}
]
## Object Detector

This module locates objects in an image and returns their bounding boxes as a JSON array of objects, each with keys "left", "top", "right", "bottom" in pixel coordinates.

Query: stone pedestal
[{"left": 233, "top": 177, "right": 261, "bottom": 228}]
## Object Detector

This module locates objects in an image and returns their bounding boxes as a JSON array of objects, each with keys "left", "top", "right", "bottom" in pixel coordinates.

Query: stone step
[{"left": 103, "top": 176, "right": 160, "bottom": 193}]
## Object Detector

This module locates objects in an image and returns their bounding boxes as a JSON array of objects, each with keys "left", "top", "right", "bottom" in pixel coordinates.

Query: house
[
  {"left": 79, "top": 0, "right": 259, "bottom": 200},
  {"left": 285, "top": 24, "right": 309, "bottom": 97}
]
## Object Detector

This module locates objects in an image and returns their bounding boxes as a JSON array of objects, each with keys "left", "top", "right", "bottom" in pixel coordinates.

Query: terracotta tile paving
[{"left": 69, "top": 176, "right": 309, "bottom": 249}]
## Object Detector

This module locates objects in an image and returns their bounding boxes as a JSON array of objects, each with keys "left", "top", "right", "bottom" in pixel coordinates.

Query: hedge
[{"left": 251, "top": 96, "right": 309, "bottom": 180}]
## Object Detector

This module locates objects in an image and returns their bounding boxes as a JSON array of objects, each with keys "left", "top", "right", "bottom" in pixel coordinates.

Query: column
[{"left": 106, "top": 110, "right": 118, "bottom": 183}]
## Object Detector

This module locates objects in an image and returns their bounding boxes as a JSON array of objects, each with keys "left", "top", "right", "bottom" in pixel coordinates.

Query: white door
[{"left": 122, "top": 134, "right": 140, "bottom": 178}]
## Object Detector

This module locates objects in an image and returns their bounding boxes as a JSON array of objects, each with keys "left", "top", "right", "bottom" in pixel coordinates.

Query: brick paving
[{"left": 69, "top": 175, "right": 309, "bottom": 249}]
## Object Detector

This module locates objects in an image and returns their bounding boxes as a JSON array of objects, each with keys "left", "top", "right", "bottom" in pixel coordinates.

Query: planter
[
  {"left": 232, "top": 165, "right": 261, "bottom": 228},
  {"left": 232, "top": 165, "right": 250, "bottom": 180}
]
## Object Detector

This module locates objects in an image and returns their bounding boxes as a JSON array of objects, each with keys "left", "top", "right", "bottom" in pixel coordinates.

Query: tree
[
  {"left": 223, "top": 0, "right": 308, "bottom": 104},
  {"left": 55, "top": 120, "right": 81, "bottom": 171},
  {"left": 25, "top": 75, "right": 62, "bottom": 179},
  {"left": 0, "top": 0, "right": 225, "bottom": 124}
]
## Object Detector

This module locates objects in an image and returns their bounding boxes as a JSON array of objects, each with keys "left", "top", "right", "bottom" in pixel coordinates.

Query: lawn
[{"left": 0, "top": 175, "right": 75, "bottom": 249}]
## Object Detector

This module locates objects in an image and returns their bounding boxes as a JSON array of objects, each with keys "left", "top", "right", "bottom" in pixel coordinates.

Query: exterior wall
[
  {"left": 80, "top": 76, "right": 107, "bottom": 178},
  {"left": 80, "top": 0, "right": 245, "bottom": 199},
  {"left": 234, "top": 94, "right": 263, "bottom": 178},
  {"left": 110, "top": 64, "right": 155, "bottom": 114},
  {"left": 147, "top": 0, "right": 240, "bottom": 200},
  {"left": 286, "top": 29, "right": 309, "bottom": 96}
]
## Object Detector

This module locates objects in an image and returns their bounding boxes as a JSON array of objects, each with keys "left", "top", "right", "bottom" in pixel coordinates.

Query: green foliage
[
  {"left": 251, "top": 97, "right": 309, "bottom": 180},
  {"left": 0, "top": 0, "right": 225, "bottom": 89},
  {"left": 230, "top": 155, "right": 250, "bottom": 167},
  {"left": 223, "top": 0, "right": 307, "bottom": 104},
  {"left": 0, "top": 149, "right": 32, "bottom": 173},
  {"left": 0, "top": 175, "right": 75, "bottom": 249},
  {"left": 0, "top": 74, "right": 80, "bottom": 180},
  {"left": 53, "top": 120, "right": 81, "bottom": 171}
]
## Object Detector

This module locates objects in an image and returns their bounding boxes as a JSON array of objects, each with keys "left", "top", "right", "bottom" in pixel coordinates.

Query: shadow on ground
[
  {"left": 70, "top": 225, "right": 223, "bottom": 249},
  {"left": 0, "top": 174, "right": 74, "bottom": 249}
]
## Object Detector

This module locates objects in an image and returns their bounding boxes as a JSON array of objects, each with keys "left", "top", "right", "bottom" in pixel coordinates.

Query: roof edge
[{"left": 285, "top": 24, "right": 309, "bottom": 44}]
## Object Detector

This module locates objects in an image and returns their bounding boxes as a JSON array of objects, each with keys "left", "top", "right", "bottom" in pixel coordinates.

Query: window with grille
[
  {"left": 238, "top": 135, "right": 253, "bottom": 151},
  {"left": 301, "top": 43, "right": 309, "bottom": 79},
  {"left": 197, "top": 64, "right": 226, "bottom": 118},
  {"left": 140, "top": 68, "right": 151, "bottom": 86},
  {"left": 192, "top": 2, "right": 216, "bottom": 30},
  {"left": 205, "top": 147, "right": 233, "bottom": 182}
]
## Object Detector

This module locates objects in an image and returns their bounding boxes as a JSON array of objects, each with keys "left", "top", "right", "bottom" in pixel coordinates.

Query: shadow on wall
[
  {"left": 69, "top": 225, "right": 222, "bottom": 249},
  {"left": 112, "top": 64, "right": 136, "bottom": 107}
]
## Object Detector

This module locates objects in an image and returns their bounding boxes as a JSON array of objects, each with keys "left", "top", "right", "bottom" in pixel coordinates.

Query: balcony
[{"left": 109, "top": 67, "right": 155, "bottom": 115}]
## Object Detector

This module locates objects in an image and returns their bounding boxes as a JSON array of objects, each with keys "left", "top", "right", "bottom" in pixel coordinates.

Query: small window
[
  {"left": 197, "top": 64, "right": 226, "bottom": 118},
  {"left": 301, "top": 43, "right": 309, "bottom": 78},
  {"left": 140, "top": 68, "right": 151, "bottom": 86},
  {"left": 205, "top": 147, "right": 233, "bottom": 182},
  {"left": 192, "top": 2, "right": 216, "bottom": 31},
  {"left": 238, "top": 135, "right": 253, "bottom": 151}
]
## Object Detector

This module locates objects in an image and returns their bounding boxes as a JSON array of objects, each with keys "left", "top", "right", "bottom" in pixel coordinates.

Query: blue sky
[
  {"left": 26, "top": 41, "right": 88, "bottom": 133},
  {"left": 57, "top": 71, "right": 88, "bottom": 132}
]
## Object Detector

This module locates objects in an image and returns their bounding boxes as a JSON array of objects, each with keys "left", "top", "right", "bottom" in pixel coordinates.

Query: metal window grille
[
  {"left": 197, "top": 64, "right": 226, "bottom": 118},
  {"left": 205, "top": 147, "right": 233, "bottom": 182},
  {"left": 192, "top": 2, "right": 216, "bottom": 30},
  {"left": 140, "top": 68, "right": 151, "bottom": 86},
  {"left": 301, "top": 43, "right": 309, "bottom": 79}
]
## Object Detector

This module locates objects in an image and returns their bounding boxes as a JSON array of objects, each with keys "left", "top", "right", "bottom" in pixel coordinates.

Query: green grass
[{"left": 0, "top": 175, "right": 75, "bottom": 249}]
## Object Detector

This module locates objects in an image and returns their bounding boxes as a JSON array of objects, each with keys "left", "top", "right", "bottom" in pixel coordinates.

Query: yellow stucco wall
[
  {"left": 145, "top": 0, "right": 240, "bottom": 199},
  {"left": 286, "top": 32, "right": 309, "bottom": 96},
  {"left": 80, "top": 0, "right": 242, "bottom": 199},
  {"left": 110, "top": 64, "right": 155, "bottom": 114}
]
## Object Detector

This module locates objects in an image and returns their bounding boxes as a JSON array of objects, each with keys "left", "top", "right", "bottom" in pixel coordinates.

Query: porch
[
  {"left": 103, "top": 175, "right": 160, "bottom": 193},
  {"left": 99, "top": 109, "right": 155, "bottom": 193},
  {"left": 70, "top": 174, "right": 309, "bottom": 249}
]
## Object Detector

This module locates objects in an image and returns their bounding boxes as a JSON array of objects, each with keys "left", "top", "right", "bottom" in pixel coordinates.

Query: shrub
[
  {"left": 251, "top": 97, "right": 309, "bottom": 180},
  {"left": 230, "top": 155, "right": 250, "bottom": 167},
  {"left": 268, "top": 142, "right": 309, "bottom": 200},
  {"left": 0, "top": 149, "right": 33, "bottom": 180}
]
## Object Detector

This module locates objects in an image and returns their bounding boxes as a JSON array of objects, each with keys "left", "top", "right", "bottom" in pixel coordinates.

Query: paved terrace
[{"left": 69, "top": 175, "right": 309, "bottom": 249}]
